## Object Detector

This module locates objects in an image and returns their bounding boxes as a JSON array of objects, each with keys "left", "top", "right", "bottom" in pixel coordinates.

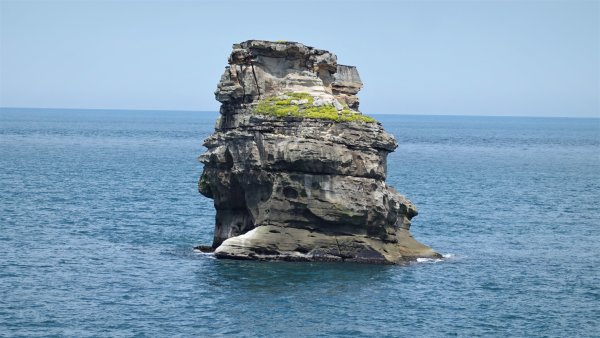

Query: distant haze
[{"left": 0, "top": 0, "right": 598, "bottom": 117}]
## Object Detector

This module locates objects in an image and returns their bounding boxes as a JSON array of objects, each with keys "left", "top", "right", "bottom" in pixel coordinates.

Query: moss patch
[{"left": 254, "top": 92, "right": 376, "bottom": 123}]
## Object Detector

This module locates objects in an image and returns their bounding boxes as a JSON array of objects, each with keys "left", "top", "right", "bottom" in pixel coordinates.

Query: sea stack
[{"left": 199, "top": 40, "right": 439, "bottom": 264}]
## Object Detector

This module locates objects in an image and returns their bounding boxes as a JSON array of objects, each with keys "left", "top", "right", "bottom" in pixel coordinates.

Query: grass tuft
[{"left": 254, "top": 92, "right": 377, "bottom": 123}]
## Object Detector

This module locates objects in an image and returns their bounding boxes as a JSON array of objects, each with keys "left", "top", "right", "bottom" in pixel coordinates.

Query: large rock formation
[{"left": 198, "top": 40, "right": 439, "bottom": 264}]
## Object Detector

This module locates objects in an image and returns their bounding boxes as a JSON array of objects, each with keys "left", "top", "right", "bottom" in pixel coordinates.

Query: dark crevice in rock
[
  {"left": 201, "top": 164, "right": 384, "bottom": 181},
  {"left": 295, "top": 246, "right": 310, "bottom": 254},
  {"left": 253, "top": 167, "right": 384, "bottom": 181},
  {"left": 250, "top": 62, "right": 261, "bottom": 99},
  {"left": 237, "top": 64, "right": 246, "bottom": 103}
]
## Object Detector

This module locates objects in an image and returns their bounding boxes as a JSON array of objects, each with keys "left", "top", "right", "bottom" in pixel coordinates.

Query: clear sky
[{"left": 0, "top": 0, "right": 598, "bottom": 117}]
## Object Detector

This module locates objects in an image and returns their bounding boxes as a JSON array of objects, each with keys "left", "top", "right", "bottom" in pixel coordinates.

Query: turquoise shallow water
[{"left": 1, "top": 108, "right": 599, "bottom": 337}]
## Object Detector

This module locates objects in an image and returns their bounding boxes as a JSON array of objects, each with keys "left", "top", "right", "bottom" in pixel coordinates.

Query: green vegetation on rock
[{"left": 254, "top": 92, "right": 377, "bottom": 123}]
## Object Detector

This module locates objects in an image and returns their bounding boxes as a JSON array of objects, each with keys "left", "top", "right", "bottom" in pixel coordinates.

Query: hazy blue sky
[{"left": 1, "top": 0, "right": 598, "bottom": 117}]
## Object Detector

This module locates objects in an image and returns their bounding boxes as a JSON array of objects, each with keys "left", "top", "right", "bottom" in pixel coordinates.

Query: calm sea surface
[{"left": 1, "top": 108, "right": 598, "bottom": 337}]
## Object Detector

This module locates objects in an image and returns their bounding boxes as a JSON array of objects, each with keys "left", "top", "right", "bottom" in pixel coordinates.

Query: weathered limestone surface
[{"left": 198, "top": 40, "right": 439, "bottom": 264}]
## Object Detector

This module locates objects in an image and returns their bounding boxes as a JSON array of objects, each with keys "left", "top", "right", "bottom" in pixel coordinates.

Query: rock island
[{"left": 198, "top": 40, "right": 439, "bottom": 263}]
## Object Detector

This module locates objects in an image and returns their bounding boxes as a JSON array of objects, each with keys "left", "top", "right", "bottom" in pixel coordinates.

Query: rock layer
[{"left": 199, "top": 40, "right": 439, "bottom": 264}]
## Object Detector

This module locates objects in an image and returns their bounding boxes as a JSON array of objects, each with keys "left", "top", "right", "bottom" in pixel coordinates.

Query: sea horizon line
[{"left": 1, "top": 106, "right": 598, "bottom": 120}]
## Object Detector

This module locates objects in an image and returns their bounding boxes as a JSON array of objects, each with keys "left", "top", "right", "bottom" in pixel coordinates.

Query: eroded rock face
[{"left": 199, "top": 40, "right": 439, "bottom": 264}]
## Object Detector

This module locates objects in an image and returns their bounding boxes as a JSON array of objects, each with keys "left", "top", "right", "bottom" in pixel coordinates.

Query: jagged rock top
[
  {"left": 229, "top": 40, "right": 337, "bottom": 70},
  {"left": 215, "top": 40, "right": 365, "bottom": 113}
]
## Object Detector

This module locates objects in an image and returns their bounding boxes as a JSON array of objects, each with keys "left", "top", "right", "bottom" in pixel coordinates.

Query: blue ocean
[{"left": 1, "top": 108, "right": 598, "bottom": 337}]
